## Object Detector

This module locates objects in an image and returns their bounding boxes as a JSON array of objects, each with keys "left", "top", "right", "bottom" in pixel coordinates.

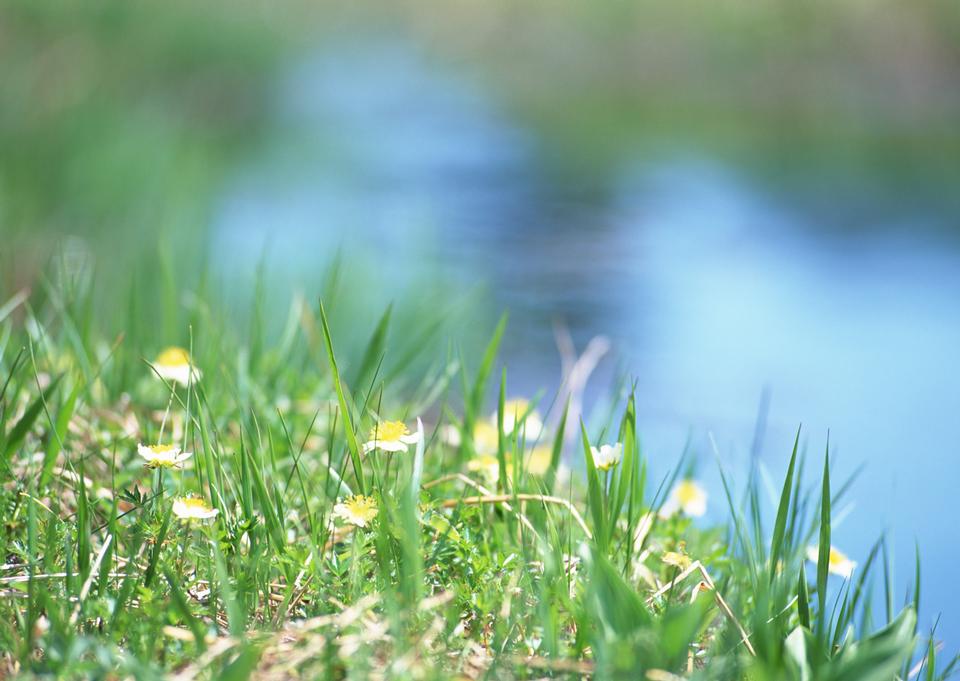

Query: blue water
[{"left": 211, "top": 40, "right": 960, "bottom": 646}]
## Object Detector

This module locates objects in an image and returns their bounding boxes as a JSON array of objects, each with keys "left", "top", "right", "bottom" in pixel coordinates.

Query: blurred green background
[{"left": 5, "top": 0, "right": 960, "bottom": 288}]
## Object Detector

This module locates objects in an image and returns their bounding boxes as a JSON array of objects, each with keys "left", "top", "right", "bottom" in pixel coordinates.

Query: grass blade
[
  {"left": 770, "top": 426, "right": 801, "bottom": 582},
  {"left": 816, "top": 442, "right": 831, "bottom": 635},
  {"left": 319, "top": 300, "right": 366, "bottom": 494}
]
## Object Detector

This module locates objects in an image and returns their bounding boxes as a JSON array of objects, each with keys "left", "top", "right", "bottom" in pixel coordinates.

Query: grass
[{"left": 0, "top": 258, "right": 956, "bottom": 680}]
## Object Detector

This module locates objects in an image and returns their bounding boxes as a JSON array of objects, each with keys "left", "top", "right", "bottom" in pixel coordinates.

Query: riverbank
[{"left": 0, "top": 272, "right": 951, "bottom": 678}]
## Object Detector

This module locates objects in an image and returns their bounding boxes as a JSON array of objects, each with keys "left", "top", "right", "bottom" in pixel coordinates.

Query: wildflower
[
  {"left": 153, "top": 346, "right": 200, "bottom": 387},
  {"left": 662, "top": 544, "right": 692, "bottom": 570},
  {"left": 363, "top": 420, "right": 422, "bottom": 453},
  {"left": 525, "top": 445, "right": 553, "bottom": 475},
  {"left": 591, "top": 443, "right": 622, "bottom": 471},
  {"left": 806, "top": 545, "right": 856, "bottom": 579},
  {"left": 172, "top": 496, "right": 219, "bottom": 521},
  {"left": 333, "top": 495, "right": 378, "bottom": 528},
  {"left": 660, "top": 479, "right": 708, "bottom": 518},
  {"left": 495, "top": 399, "right": 544, "bottom": 442},
  {"left": 137, "top": 443, "right": 192, "bottom": 469}
]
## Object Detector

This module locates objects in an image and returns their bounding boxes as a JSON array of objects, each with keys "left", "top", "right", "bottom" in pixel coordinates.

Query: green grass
[{"left": 0, "top": 260, "right": 955, "bottom": 680}]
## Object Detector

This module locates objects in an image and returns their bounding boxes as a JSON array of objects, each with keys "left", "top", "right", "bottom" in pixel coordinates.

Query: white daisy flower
[
  {"left": 362, "top": 420, "right": 422, "bottom": 453},
  {"left": 590, "top": 443, "right": 622, "bottom": 471},
  {"left": 152, "top": 347, "right": 201, "bottom": 387},
  {"left": 660, "top": 479, "right": 708, "bottom": 518},
  {"left": 137, "top": 443, "right": 193, "bottom": 469},
  {"left": 806, "top": 545, "right": 856, "bottom": 579},
  {"left": 172, "top": 496, "right": 219, "bottom": 521}
]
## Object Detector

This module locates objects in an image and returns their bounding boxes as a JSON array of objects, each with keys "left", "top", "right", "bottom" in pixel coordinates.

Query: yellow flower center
[
  {"left": 179, "top": 497, "right": 209, "bottom": 510},
  {"left": 371, "top": 420, "right": 408, "bottom": 442},
  {"left": 662, "top": 549, "right": 691, "bottom": 570},
  {"left": 676, "top": 481, "right": 701, "bottom": 505},
  {"left": 156, "top": 347, "right": 190, "bottom": 367},
  {"left": 344, "top": 495, "right": 377, "bottom": 517},
  {"left": 336, "top": 495, "right": 378, "bottom": 526},
  {"left": 829, "top": 547, "right": 847, "bottom": 567},
  {"left": 150, "top": 444, "right": 176, "bottom": 454}
]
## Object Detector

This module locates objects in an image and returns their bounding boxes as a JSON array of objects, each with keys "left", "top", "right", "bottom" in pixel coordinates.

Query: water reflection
[{"left": 211, "top": 40, "right": 960, "bottom": 643}]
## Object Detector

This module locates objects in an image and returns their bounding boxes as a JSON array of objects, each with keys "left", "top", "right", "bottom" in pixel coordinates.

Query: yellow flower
[
  {"left": 153, "top": 346, "right": 200, "bottom": 387},
  {"left": 662, "top": 550, "right": 692, "bottom": 570},
  {"left": 590, "top": 443, "right": 622, "bottom": 471},
  {"left": 363, "top": 420, "right": 422, "bottom": 453},
  {"left": 525, "top": 445, "right": 553, "bottom": 476},
  {"left": 172, "top": 496, "right": 219, "bottom": 521},
  {"left": 137, "top": 443, "right": 192, "bottom": 469},
  {"left": 806, "top": 545, "right": 856, "bottom": 579},
  {"left": 333, "top": 495, "right": 378, "bottom": 528},
  {"left": 660, "top": 479, "right": 708, "bottom": 518},
  {"left": 494, "top": 399, "right": 544, "bottom": 442}
]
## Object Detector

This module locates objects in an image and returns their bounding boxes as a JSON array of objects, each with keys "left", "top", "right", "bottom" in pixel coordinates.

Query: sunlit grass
[{"left": 0, "top": 269, "right": 955, "bottom": 680}]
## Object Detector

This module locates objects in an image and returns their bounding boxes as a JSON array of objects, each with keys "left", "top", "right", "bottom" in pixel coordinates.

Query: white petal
[
  {"left": 658, "top": 498, "right": 680, "bottom": 519},
  {"left": 364, "top": 439, "right": 408, "bottom": 453},
  {"left": 154, "top": 364, "right": 200, "bottom": 387},
  {"left": 683, "top": 497, "right": 707, "bottom": 517}
]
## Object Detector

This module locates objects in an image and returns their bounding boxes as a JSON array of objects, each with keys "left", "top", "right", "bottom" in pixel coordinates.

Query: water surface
[{"left": 211, "top": 40, "right": 960, "bottom": 645}]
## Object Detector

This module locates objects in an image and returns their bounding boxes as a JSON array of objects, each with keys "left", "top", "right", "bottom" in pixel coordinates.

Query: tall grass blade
[
  {"left": 816, "top": 443, "right": 831, "bottom": 635},
  {"left": 770, "top": 426, "right": 801, "bottom": 582},
  {"left": 319, "top": 301, "right": 366, "bottom": 494}
]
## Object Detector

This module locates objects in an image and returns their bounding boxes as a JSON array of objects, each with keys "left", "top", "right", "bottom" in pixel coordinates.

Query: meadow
[
  {"left": 0, "top": 265, "right": 953, "bottom": 680},
  {"left": 3, "top": 1, "right": 960, "bottom": 678}
]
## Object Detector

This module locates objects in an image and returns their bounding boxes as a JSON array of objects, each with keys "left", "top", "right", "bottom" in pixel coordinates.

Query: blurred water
[{"left": 211, "top": 40, "right": 960, "bottom": 645}]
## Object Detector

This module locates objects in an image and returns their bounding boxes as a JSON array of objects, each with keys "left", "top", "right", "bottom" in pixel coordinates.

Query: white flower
[
  {"left": 172, "top": 496, "right": 219, "bottom": 521},
  {"left": 333, "top": 495, "right": 378, "bottom": 528},
  {"left": 362, "top": 420, "right": 421, "bottom": 453},
  {"left": 152, "top": 347, "right": 201, "bottom": 387},
  {"left": 495, "top": 399, "right": 544, "bottom": 442},
  {"left": 590, "top": 443, "right": 622, "bottom": 471},
  {"left": 660, "top": 479, "right": 708, "bottom": 518},
  {"left": 137, "top": 443, "right": 193, "bottom": 469},
  {"left": 806, "top": 545, "right": 856, "bottom": 579}
]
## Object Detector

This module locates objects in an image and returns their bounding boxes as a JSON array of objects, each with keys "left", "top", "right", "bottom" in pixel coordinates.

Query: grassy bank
[{"left": 0, "top": 265, "right": 953, "bottom": 679}]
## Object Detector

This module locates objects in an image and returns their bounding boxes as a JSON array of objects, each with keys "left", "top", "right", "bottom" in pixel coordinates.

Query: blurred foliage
[
  {"left": 0, "top": 0, "right": 293, "bottom": 295},
  {"left": 371, "top": 0, "right": 960, "bottom": 193},
  {"left": 4, "top": 0, "right": 960, "bottom": 318}
]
